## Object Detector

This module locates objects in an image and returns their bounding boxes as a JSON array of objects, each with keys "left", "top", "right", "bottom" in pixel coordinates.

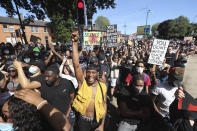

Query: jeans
[{"left": 118, "top": 121, "right": 138, "bottom": 131}]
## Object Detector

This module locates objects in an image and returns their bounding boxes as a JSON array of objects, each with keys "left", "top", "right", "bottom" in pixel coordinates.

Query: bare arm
[
  {"left": 45, "top": 51, "right": 53, "bottom": 66},
  {"left": 14, "top": 60, "right": 41, "bottom": 89},
  {"left": 71, "top": 33, "right": 84, "bottom": 87},
  {"left": 50, "top": 43, "right": 63, "bottom": 61},
  {"left": 151, "top": 94, "right": 162, "bottom": 115},
  {"left": 59, "top": 58, "right": 67, "bottom": 76},
  {"left": 14, "top": 89, "right": 70, "bottom": 131},
  {"left": 1, "top": 74, "right": 8, "bottom": 89},
  {"left": 174, "top": 47, "right": 181, "bottom": 61},
  {"left": 66, "top": 93, "right": 75, "bottom": 117}
]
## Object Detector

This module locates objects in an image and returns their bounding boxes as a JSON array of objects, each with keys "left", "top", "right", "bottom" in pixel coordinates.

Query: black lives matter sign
[
  {"left": 106, "top": 25, "right": 117, "bottom": 47},
  {"left": 148, "top": 39, "right": 169, "bottom": 65}
]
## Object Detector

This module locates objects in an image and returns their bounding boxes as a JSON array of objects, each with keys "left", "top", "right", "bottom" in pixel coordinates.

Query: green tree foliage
[
  {"left": 0, "top": 0, "right": 116, "bottom": 22},
  {"left": 168, "top": 16, "right": 190, "bottom": 38},
  {"left": 190, "top": 24, "right": 197, "bottom": 38},
  {"left": 50, "top": 14, "right": 74, "bottom": 43},
  {"left": 157, "top": 20, "right": 172, "bottom": 39},
  {"left": 151, "top": 22, "right": 160, "bottom": 36},
  {"left": 157, "top": 16, "right": 192, "bottom": 39},
  {"left": 94, "top": 16, "right": 110, "bottom": 30},
  {"left": 0, "top": 0, "right": 116, "bottom": 42}
]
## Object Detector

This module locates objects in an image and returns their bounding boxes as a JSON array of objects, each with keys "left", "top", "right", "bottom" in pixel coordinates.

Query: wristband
[{"left": 37, "top": 100, "right": 47, "bottom": 110}]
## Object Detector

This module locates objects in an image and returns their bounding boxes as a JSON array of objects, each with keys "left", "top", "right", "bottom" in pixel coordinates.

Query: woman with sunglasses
[{"left": 0, "top": 65, "right": 18, "bottom": 105}]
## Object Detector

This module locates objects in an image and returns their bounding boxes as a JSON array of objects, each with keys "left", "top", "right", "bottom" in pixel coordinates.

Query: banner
[
  {"left": 148, "top": 39, "right": 169, "bottom": 65},
  {"left": 137, "top": 25, "right": 150, "bottom": 35},
  {"left": 106, "top": 25, "right": 117, "bottom": 47},
  {"left": 184, "top": 36, "right": 193, "bottom": 41},
  {"left": 83, "top": 32, "right": 101, "bottom": 46}
]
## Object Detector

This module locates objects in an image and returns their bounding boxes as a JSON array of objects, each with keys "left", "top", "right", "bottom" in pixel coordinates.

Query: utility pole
[
  {"left": 123, "top": 24, "right": 127, "bottom": 35},
  {"left": 144, "top": 9, "right": 152, "bottom": 38},
  {"left": 14, "top": 0, "right": 28, "bottom": 44}
]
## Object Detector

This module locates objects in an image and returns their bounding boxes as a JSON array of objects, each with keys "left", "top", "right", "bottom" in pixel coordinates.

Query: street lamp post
[
  {"left": 14, "top": 0, "right": 28, "bottom": 44},
  {"left": 144, "top": 9, "right": 152, "bottom": 38}
]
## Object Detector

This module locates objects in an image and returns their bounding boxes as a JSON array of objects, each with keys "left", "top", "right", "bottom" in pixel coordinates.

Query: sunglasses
[{"left": 8, "top": 70, "right": 16, "bottom": 73}]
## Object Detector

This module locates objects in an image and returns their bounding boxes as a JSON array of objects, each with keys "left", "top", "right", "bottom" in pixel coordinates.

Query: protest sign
[
  {"left": 106, "top": 25, "right": 117, "bottom": 47},
  {"left": 178, "top": 55, "right": 197, "bottom": 111},
  {"left": 83, "top": 32, "right": 101, "bottom": 46},
  {"left": 184, "top": 36, "right": 193, "bottom": 41},
  {"left": 148, "top": 39, "right": 169, "bottom": 65}
]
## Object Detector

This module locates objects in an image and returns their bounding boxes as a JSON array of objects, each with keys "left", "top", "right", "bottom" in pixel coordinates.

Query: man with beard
[
  {"left": 40, "top": 65, "right": 75, "bottom": 117},
  {"left": 71, "top": 33, "right": 107, "bottom": 131}
]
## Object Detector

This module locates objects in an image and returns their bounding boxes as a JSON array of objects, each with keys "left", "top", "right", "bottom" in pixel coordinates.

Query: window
[
  {"left": 45, "top": 36, "right": 49, "bottom": 44},
  {"left": 35, "top": 27, "right": 39, "bottom": 32},
  {"left": 3, "top": 24, "right": 8, "bottom": 32},
  {"left": 9, "top": 26, "right": 14, "bottom": 32},
  {"left": 31, "top": 26, "right": 34, "bottom": 32},
  {"left": 44, "top": 27, "right": 47, "bottom": 32}
]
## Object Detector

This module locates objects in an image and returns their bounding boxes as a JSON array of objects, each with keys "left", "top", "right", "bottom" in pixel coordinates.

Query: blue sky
[
  {"left": 93, "top": 0, "right": 197, "bottom": 34},
  {"left": 0, "top": 0, "right": 197, "bottom": 34}
]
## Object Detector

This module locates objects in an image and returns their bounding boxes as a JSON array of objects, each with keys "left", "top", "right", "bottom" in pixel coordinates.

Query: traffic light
[{"left": 77, "top": 0, "right": 85, "bottom": 25}]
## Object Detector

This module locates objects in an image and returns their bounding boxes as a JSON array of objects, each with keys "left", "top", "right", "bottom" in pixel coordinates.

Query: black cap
[{"left": 90, "top": 56, "right": 98, "bottom": 64}]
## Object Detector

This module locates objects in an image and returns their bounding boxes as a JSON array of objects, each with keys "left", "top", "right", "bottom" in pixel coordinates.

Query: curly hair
[{"left": 7, "top": 96, "right": 51, "bottom": 131}]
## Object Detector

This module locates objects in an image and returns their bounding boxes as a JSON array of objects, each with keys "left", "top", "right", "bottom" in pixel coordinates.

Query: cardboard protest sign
[
  {"left": 184, "top": 36, "right": 193, "bottom": 42},
  {"left": 106, "top": 25, "right": 117, "bottom": 47},
  {"left": 83, "top": 32, "right": 101, "bottom": 46},
  {"left": 148, "top": 39, "right": 169, "bottom": 65},
  {"left": 178, "top": 55, "right": 197, "bottom": 111}
]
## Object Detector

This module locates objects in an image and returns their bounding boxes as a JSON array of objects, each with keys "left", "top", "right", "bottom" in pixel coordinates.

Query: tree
[
  {"left": 94, "top": 16, "right": 110, "bottom": 30},
  {"left": 168, "top": 16, "right": 190, "bottom": 39},
  {"left": 0, "top": 0, "right": 116, "bottom": 42},
  {"left": 151, "top": 22, "right": 160, "bottom": 36},
  {"left": 0, "top": 0, "right": 116, "bottom": 23},
  {"left": 157, "top": 20, "right": 172, "bottom": 39},
  {"left": 50, "top": 13, "right": 74, "bottom": 43}
]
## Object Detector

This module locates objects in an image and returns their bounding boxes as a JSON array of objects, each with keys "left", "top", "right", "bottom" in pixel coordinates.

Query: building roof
[{"left": 0, "top": 16, "right": 49, "bottom": 27}]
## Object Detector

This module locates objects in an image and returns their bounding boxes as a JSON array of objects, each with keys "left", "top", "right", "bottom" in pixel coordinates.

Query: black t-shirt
[
  {"left": 117, "top": 86, "right": 153, "bottom": 119},
  {"left": 40, "top": 78, "right": 75, "bottom": 114},
  {"left": 17, "top": 74, "right": 45, "bottom": 90},
  {"left": 165, "top": 52, "right": 175, "bottom": 67}
]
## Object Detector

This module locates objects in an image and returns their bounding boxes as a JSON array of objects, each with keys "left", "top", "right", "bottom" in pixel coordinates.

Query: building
[{"left": 0, "top": 16, "right": 53, "bottom": 45}]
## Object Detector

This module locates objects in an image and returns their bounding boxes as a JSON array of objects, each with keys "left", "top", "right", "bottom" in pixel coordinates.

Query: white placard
[{"left": 148, "top": 39, "right": 169, "bottom": 65}]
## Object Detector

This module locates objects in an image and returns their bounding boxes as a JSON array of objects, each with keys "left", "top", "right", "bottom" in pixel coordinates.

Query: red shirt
[{"left": 125, "top": 73, "right": 151, "bottom": 86}]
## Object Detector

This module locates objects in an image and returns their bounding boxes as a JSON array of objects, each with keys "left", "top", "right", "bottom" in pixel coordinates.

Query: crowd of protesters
[{"left": 0, "top": 34, "right": 197, "bottom": 131}]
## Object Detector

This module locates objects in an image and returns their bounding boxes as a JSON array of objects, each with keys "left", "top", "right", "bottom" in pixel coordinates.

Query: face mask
[
  {"left": 29, "top": 66, "right": 38, "bottom": 74},
  {"left": 136, "top": 67, "right": 144, "bottom": 74},
  {"left": 100, "top": 60, "right": 104, "bottom": 64},
  {"left": 183, "top": 63, "right": 187, "bottom": 67},
  {"left": 0, "top": 122, "right": 14, "bottom": 131},
  {"left": 24, "top": 58, "right": 30, "bottom": 63},
  {"left": 135, "top": 86, "right": 144, "bottom": 93},
  {"left": 129, "top": 61, "right": 133, "bottom": 64}
]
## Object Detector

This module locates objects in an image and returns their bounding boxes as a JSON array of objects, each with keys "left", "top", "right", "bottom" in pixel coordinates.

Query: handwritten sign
[
  {"left": 83, "top": 32, "right": 101, "bottom": 46},
  {"left": 178, "top": 55, "right": 197, "bottom": 111},
  {"left": 148, "top": 39, "right": 169, "bottom": 65},
  {"left": 106, "top": 25, "right": 117, "bottom": 47}
]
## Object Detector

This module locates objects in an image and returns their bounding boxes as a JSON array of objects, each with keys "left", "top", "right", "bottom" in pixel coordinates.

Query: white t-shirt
[
  {"left": 152, "top": 82, "right": 178, "bottom": 117},
  {"left": 60, "top": 74, "right": 78, "bottom": 89}
]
